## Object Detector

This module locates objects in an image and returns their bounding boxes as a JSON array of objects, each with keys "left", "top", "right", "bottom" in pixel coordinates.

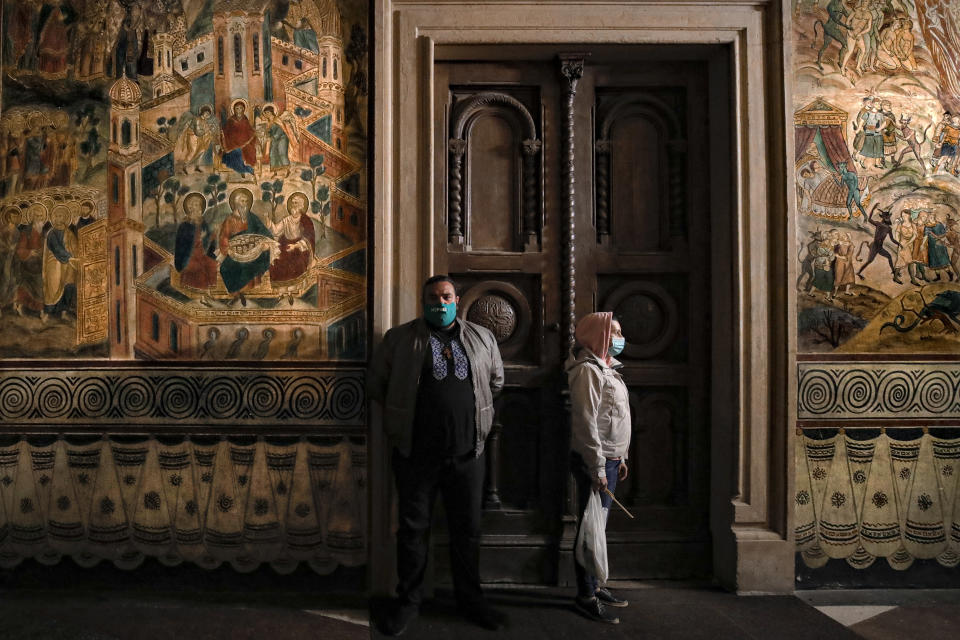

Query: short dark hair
[{"left": 422, "top": 274, "right": 458, "bottom": 298}]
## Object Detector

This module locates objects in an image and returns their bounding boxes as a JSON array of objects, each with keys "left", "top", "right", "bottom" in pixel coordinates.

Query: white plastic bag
[{"left": 575, "top": 489, "right": 608, "bottom": 583}]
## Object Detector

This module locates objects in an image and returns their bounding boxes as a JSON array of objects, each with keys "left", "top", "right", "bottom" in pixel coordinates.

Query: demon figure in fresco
[{"left": 0, "top": 0, "right": 370, "bottom": 360}]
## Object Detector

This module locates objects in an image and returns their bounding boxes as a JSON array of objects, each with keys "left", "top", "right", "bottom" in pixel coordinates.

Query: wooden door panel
[
  {"left": 433, "top": 49, "right": 719, "bottom": 583},
  {"left": 586, "top": 59, "right": 712, "bottom": 578},
  {"left": 466, "top": 115, "right": 520, "bottom": 251}
]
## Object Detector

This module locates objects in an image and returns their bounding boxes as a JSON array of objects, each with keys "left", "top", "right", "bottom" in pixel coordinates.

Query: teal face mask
[
  {"left": 423, "top": 301, "right": 457, "bottom": 328},
  {"left": 608, "top": 336, "right": 625, "bottom": 357}
]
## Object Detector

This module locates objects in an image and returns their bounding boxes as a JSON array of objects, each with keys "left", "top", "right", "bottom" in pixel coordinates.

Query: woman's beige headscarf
[{"left": 574, "top": 311, "right": 613, "bottom": 365}]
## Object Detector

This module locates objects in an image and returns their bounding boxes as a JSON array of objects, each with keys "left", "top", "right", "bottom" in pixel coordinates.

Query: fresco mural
[
  {"left": 0, "top": 0, "right": 369, "bottom": 360},
  {"left": 794, "top": 0, "right": 960, "bottom": 581},
  {"left": 793, "top": 0, "right": 960, "bottom": 353}
]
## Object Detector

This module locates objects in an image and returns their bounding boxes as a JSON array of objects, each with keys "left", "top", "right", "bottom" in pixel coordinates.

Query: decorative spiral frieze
[
  {"left": 0, "top": 369, "right": 365, "bottom": 426},
  {"left": 798, "top": 363, "right": 960, "bottom": 419}
]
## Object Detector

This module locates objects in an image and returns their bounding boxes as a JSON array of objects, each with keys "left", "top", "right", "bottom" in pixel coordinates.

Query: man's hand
[
  {"left": 618, "top": 461, "right": 629, "bottom": 481},
  {"left": 592, "top": 474, "right": 607, "bottom": 492}
]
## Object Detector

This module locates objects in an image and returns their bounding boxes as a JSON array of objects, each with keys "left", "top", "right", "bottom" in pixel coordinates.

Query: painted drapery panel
[{"left": 0, "top": 0, "right": 369, "bottom": 361}]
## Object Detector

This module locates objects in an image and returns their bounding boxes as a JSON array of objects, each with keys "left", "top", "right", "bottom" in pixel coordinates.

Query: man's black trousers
[{"left": 392, "top": 449, "right": 485, "bottom": 608}]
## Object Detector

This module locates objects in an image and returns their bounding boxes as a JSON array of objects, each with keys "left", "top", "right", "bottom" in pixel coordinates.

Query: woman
[
  {"left": 832, "top": 232, "right": 856, "bottom": 297},
  {"left": 565, "top": 311, "right": 631, "bottom": 624}
]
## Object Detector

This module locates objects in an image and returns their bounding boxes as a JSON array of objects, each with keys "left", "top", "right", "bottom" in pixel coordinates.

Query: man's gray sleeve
[{"left": 489, "top": 331, "right": 504, "bottom": 397}]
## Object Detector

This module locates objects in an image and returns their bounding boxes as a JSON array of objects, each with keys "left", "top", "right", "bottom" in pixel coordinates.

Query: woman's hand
[
  {"left": 618, "top": 461, "right": 629, "bottom": 481},
  {"left": 592, "top": 474, "right": 607, "bottom": 492}
]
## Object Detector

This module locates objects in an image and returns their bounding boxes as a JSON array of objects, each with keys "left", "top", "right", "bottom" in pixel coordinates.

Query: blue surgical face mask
[
  {"left": 423, "top": 301, "right": 457, "bottom": 328},
  {"left": 608, "top": 336, "right": 625, "bottom": 357}
]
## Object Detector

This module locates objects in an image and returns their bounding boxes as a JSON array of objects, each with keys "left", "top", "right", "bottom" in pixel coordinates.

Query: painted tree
[
  {"left": 156, "top": 116, "right": 178, "bottom": 139},
  {"left": 300, "top": 154, "right": 326, "bottom": 200},
  {"left": 312, "top": 188, "right": 331, "bottom": 239},
  {"left": 74, "top": 105, "right": 103, "bottom": 182},
  {"left": 147, "top": 170, "right": 172, "bottom": 227},
  {"left": 203, "top": 173, "right": 228, "bottom": 210},
  {"left": 261, "top": 179, "right": 286, "bottom": 219},
  {"left": 345, "top": 24, "right": 368, "bottom": 130},
  {"left": 163, "top": 179, "right": 190, "bottom": 225}
]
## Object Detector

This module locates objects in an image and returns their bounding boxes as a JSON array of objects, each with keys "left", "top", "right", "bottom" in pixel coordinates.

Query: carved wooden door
[{"left": 432, "top": 48, "right": 715, "bottom": 582}]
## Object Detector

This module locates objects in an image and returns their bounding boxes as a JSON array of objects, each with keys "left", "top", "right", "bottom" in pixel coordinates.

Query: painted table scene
[{"left": 0, "top": 0, "right": 369, "bottom": 360}]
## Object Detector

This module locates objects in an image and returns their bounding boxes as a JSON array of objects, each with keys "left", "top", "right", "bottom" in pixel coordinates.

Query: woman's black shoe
[
  {"left": 595, "top": 587, "right": 629, "bottom": 607},
  {"left": 575, "top": 596, "right": 620, "bottom": 624}
]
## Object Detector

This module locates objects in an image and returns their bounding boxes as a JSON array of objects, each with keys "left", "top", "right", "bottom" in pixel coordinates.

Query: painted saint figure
[
  {"left": 221, "top": 100, "right": 258, "bottom": 178},
  {"left": 175, "top": 106, "right": 220, "bottom": 174},
  {"left": 41, "top": 205, "right": 78, "bottom": 322},
  {"left": 0, "top": 206, "right": 21, "bottom": 317},
  {"left": 174, "top": 193, "right": 218, "bottom": 305},
  {"left": 23, "top": 121, "right": 49, "bottom": 191},
  {"left": 217, "top": 188, "right": 274, "bottom": 306},
  {"left": 266, "top": 192, "right": 316, "bottom": 302},
  {"left": 260, "top": 106, "right": 296, "bottom": 177},
  {"left": 36, "top": 6, "right": 69, "bottom": 75},
  {"left": 12, "top": 205, "right": 46, "bottom": 315}
]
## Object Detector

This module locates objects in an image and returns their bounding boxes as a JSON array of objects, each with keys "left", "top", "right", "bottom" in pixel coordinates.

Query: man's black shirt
[{"left": 410, "top": 321, "right": 476, "bottom": 460}]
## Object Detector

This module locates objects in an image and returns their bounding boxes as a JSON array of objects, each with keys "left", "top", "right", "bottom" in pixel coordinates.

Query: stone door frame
[{"left": 370, "top": 0, "right": 795, "bottom": 594}]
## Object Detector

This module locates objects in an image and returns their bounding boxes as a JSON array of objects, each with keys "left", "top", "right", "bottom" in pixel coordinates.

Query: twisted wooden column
[
  {"left": 522, "top": 138, "right": 542, "bottom": 246},
  {"left": 448, "top": 138, "right": 467, "bottom": 243},
  {"left": 667, "top": 139, "right": 688, "bottom": 240},
  {"left": 595, "top": 139, "right": 611, "bottom": 239},
  {"left": 559, "top": 55, "right": 584, "bottom": 351}
]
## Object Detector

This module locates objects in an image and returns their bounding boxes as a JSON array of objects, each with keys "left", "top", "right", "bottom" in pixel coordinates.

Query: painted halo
[
  {"left": 182, "top": 192, "right": 206, "bottom": 216},
  {"left": 286, "top": 191, "right": 309, "bottom": 215},
  {"left": 228, "top": 187, "right": 254, "bottom": 210}
]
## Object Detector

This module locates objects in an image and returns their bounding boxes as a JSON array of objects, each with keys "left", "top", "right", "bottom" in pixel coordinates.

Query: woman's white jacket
[{"left": 564, "top": 349, "right": 632, "bottom": 478}]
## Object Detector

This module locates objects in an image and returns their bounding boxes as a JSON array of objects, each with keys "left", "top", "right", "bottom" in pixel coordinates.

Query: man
[
  {"left": 368, "top": 275, "right": 505, "bottom": 636},
  {"left": 934, "top": 114, "right": 960, "bottom": 175},
  {"left": 175, "top": 192, "right": 218, "bottom": 305},
  {"left": 217, "top": 188, "right": 274, "bottom": 307},
  {"left": 40, "top": 205, "right": 78, "bottom": 322}
]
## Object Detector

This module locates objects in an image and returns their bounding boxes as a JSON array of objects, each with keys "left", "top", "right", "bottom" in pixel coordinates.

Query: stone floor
[{"left": 0, "top": 561, "right": 957, "bottom": 639}]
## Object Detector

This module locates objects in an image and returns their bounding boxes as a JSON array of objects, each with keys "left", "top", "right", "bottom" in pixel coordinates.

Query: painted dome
[{"left": 108, "top": 76, "right": 142, "bottom": 108}]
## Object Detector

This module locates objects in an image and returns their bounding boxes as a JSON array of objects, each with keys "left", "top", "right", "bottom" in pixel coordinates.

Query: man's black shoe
[
  {"left": 379, "top": 602, "right": 418, "bottom": 637},
  {"left": 595, "top": 587, "right": 629, "bottom": 608},
  {"left": 459, "top": 602, "right": 507, "bottom": 631},
  {"left": 575, "top": 596, "right": 620, "bottom": 624}
]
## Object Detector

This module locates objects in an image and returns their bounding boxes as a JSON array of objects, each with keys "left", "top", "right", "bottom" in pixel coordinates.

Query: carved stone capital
[
  {"left": 448, "top": 138, "right": 467, "bottom": 156},
  {"left": 521, "top": 139, "right": 541, "bottom": 155},
  {"left": 559, "top": 56, "right": 585, "bottom": 92}
]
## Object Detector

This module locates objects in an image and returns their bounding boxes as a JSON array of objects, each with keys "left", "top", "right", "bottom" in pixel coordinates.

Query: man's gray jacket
[{"left": 368, "top": 317, "right": 504, "bottom": 458}]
